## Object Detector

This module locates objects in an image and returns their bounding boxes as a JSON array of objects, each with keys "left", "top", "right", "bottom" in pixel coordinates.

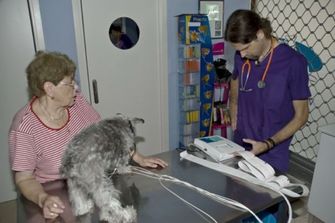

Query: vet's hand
[
  {"left": 133, "top": 152, "right": 168, "bottom": 169},
  {"left": 242, "top": 138, "right": 269, "bottom": 155},
  {"left": 41, "top": 195, "right": 65, "bottom": 219}
]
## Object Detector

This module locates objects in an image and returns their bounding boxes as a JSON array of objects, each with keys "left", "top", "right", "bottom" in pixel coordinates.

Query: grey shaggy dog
[{"left": 60, "top": 115, "right": 144, "bottom": 223}]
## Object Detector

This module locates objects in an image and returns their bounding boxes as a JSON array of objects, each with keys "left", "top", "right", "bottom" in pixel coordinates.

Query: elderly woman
[{"left": 9, "top": 51, "right": 167, "bottom": 221}]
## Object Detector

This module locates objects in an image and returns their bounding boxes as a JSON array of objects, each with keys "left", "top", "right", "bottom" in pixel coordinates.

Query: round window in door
[{"left": 109, "top": 17, "right": 140, "bottom": 50}]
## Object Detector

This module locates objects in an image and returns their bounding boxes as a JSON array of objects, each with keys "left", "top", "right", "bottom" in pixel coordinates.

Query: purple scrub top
[{"left": 232, "top": 43, "right": 311, "bottom": 172}]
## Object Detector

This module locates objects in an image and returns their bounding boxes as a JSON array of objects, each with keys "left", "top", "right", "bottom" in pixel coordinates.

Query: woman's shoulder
[
  {"left": 10, "top": 99, "right": 38, "bottom": 133},
  {"left": 71, "top": 91, "right": 101, "bottom": 121},
  {"left": 73, "top": 91, "right": 91, "bottom": 106}
]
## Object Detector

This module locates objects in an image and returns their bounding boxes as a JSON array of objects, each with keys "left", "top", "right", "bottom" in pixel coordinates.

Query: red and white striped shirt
[{"left": 9, "top": 92, "right": 101, "bottom": 183}]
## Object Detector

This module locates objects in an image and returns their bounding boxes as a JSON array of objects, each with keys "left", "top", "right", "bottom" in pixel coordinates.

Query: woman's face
[{"left": 53, "top": 75, "right": 77, "bottom": 107}]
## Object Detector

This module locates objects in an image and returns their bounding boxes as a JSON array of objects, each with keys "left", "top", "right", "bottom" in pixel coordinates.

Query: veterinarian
[
  {"left": 224, "top": 10, "right": 310, "bottom": 173},
  {"left": 8, "top": 51, "right": 168, "bottom": 221}
]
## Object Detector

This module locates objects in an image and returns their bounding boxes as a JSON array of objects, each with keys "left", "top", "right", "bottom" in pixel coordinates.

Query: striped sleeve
[
  {"left": 9, "top": 130, "right": 37, "bottom": 172},
  {"left": 75, "top": 92, "right": 101, "bottom": 122}
]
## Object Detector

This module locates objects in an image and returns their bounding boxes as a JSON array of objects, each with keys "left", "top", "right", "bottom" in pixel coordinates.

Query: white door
[
  {"left": 0, "top": 0, "right": 36, "bottom": 202},
  {"left": 75, "top": 0, "right": 169, "bottom": 155}
]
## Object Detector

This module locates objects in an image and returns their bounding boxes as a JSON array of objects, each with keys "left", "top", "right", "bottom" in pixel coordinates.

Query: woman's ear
[
  {"left": 43, "top": 81, "right": 55, "bottom": 98},
  {"left": 256, "top": 29, "right": 265, "bottom": 41}
]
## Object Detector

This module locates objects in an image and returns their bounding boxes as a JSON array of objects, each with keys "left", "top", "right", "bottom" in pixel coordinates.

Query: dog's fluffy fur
[{"left": 60, "top": 115, "right": 144, "bottom": 223}]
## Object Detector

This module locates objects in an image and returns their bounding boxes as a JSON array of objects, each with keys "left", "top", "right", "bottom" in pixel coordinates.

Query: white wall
[{"left": 0, "top": 0, "right": 36, "bottom": 202}]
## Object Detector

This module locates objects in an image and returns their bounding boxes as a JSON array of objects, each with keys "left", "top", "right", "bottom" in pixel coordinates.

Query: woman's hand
[
  {"left": 132, "top": 152, "right": 168, "bottom": 169},
  {"left": 242, "top": 138, "right": 269, "bottom": 155},
  {"left": 15, "top": 171, "right": 65, "bottom": 220},
  {"left": 41, "top": 194, "right": 65, "bottom": 219}
]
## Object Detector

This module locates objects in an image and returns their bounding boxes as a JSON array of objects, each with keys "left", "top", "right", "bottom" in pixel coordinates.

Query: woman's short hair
[
  {"left": 26, "top": 51, "right": 76, "bottom": 97},
  {"left": 224, "top": 10, "right": 272, "bottom": 44}
]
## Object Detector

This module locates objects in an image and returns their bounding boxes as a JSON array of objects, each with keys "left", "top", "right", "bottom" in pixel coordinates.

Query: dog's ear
[
  {"left": 128, "top": 117, "right": 144, "bottom": 135},
  {"left": 115, "top": 113, "right": 144, "bottom": 124},
  {"left": 131, "top": 117, "right": 145, "bottom": 125},
  {"left": 116, "top": 113, "right": 126, "bottom": 119}
]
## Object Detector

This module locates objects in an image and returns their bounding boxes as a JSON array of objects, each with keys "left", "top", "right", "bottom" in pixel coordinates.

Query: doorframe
[
  {"left": 27, "top": 0, "right": 45, "bottom": 50},
  {"left": 72, "top": 0, "right": 170, "bottom": 151}
]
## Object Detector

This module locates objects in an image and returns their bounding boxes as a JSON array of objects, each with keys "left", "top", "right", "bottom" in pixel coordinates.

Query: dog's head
[
  {"left": 104, "top": 114, "right": 144, "bottom": 169},
  {"left": 60, "top": 114, "right": 145, "bottom": 177}
]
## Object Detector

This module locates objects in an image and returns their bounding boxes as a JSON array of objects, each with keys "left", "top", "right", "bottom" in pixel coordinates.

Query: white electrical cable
[
  {"left": 180, "top": 151, "right": 295, "bottom": 223},
  {"left": 129, "top": 167, "right": 220, "bottom": 222},
  {"left": 159, "top": 180, "right": 218, "bottom": 223},
  {"left": 131, "top": 166, "right": 263, "bottom": 223}
]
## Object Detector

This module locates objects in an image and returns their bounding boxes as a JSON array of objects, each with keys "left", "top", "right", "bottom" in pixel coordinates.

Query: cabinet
[
  {"left": 210, "top": 59, "right": 232, "bottom": 139},
  {"left": 211, "top": 82, "right": 230, "bottom": 137},
  {"left": 178, "top": 44, "right": 201, "bottom": 146},
  {"left": 308, "top": 124, "right": 335, "bottom": 222}
]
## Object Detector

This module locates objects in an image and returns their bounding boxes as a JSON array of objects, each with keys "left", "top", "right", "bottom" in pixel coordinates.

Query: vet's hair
[{"left": 224, "top": 9, "right": 272, "bottom": 44}]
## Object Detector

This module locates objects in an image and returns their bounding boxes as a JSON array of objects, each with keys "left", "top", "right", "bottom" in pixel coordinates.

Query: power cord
[{"left": 130, "top": 166, "right": 263, "bottom": 223}]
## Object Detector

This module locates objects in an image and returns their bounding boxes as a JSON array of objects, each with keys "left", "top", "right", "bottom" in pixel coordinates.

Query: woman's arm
[
  {"left": 131, "top": 151, "right": 168, "bottom": 169},
  {"left": 15, "top": 171, "right": 65, "bottom": 219}
]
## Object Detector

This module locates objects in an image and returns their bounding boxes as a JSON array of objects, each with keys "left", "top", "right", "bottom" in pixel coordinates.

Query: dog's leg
[
  {"left": 92, "top": 177, "right": 136, "bottom": 223},
  {"left": 67, "top": 178, "right": 94, "bottom": 222},
  {"left": 75, "top": 214, "right": 91, "bottom": 223}
]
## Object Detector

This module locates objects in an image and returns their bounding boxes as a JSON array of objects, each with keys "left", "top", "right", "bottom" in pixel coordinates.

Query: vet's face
[{"left": 231, "top": 30, "right": 266, "bottom": 60}]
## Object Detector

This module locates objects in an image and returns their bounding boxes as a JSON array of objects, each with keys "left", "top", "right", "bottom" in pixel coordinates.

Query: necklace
[{"left": 39, "top": 101, "right": 66, "bottom": 122}]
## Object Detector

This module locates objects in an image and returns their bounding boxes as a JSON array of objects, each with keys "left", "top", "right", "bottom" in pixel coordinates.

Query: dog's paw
[
  {"left": 123, "top": 206, "right": 136, "bottom": 222},
  {"left": 100, "top": 206, "right": 136, "bottom": 223},
  {"left": 72, "top": 199, "right": 94, "bottom": 216},
  {"left": 76, "top": 213, "right": 92, "bottom": 223}
]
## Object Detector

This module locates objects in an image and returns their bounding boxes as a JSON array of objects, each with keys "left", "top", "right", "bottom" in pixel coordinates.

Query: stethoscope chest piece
[
  {"left": 240, "top": 38, "right": 275, "bottom": 91},
  {"left": 257, "top": 80, "right": 266, "bottom": 89}
]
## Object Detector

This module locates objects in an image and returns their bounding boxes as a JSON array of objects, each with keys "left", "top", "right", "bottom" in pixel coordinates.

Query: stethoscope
[{"left": 239, "top": 41, "right": 274, "bottom": 92}]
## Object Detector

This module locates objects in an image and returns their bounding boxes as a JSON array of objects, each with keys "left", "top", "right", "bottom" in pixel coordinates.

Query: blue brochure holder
[{"left": 178, "top": 14, "right": 215, "bottom": 139}]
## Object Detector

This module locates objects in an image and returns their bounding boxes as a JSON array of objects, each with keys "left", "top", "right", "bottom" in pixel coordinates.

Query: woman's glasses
[{"left": 59, "top": 80, "right": 77, "bottom": 89}]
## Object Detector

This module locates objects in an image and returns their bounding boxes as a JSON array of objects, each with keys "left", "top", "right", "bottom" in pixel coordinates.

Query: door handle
[{"left": 92, "top": 79, "right": 99, "bottom": 104}]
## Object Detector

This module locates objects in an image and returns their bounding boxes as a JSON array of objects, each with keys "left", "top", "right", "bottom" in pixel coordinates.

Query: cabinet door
[
  {"left": 78, "top": 0, "right": 168, "bottom": 155},
  {"left": 0, "top": 0, "right": 36, "bottom": 202}
]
